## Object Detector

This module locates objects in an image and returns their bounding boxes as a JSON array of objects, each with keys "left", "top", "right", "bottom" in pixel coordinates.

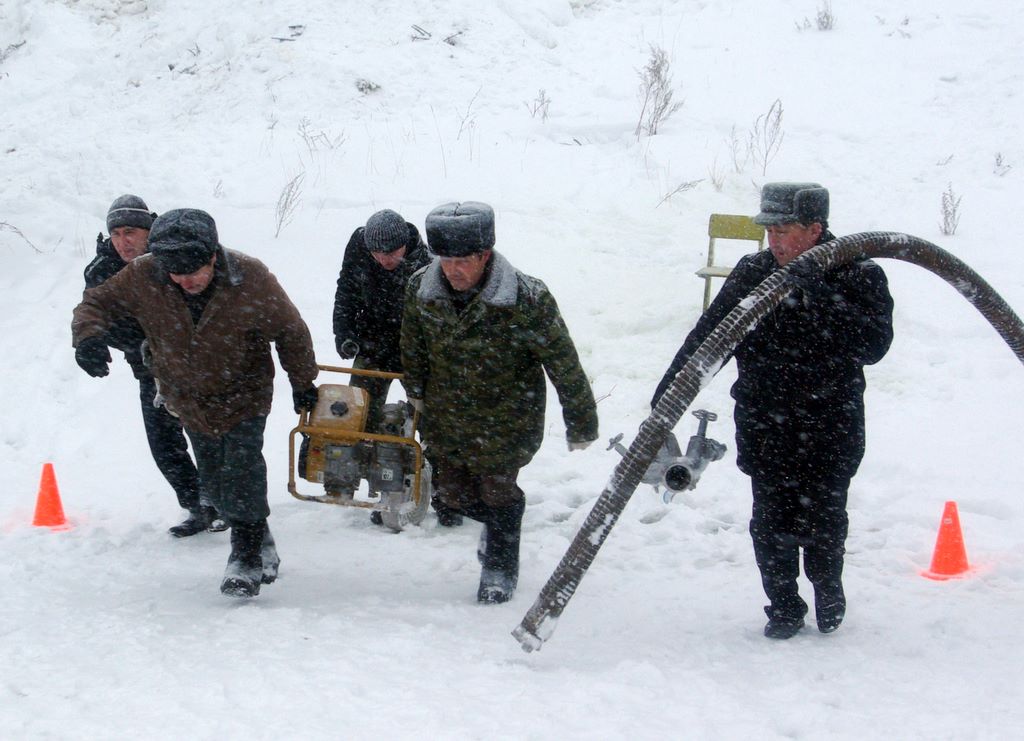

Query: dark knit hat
[
  {"left": 425, "top": 201, "right": 496, "bottom": 257},
  {"left": 106, "top": 194, "right": 155, "bottom": 232},
  {"left": 364, "top": 209, "right": 408, "bottom": 253},
  {"left": 148, "top": 209, "right": 219, "bottom": 275},
  {"left": 753, "top": 182, "right": 829, "bottom": 226}
]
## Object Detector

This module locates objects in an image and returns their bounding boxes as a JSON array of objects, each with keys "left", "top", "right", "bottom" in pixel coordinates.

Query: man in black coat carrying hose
[
  {"left": 79, "top": 194, "right": 224, "bottom": 537},
  {"left": 652, "top": 183, "right": 894, "bottom": 639}
]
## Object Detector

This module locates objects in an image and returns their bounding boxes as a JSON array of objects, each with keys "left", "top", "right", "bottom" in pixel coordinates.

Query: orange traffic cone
[
  {"left": 32, "top": 462, "right": 70, "bottom": 530},
  {"left": 922, "top": 500, "right": 969, "bottom": 580}
]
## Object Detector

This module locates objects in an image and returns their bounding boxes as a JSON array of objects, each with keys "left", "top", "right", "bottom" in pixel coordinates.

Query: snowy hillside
[{"left": 2, "top": 0, "right": 1023, "bottom": 738}]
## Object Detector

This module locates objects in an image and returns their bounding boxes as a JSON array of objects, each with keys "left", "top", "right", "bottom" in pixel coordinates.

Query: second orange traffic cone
[
  {"left": 32, "top": 462, "right": 70, "bottom": 530},
  {"left": 922, "top": 500, "right": 969, "bottom": 580}
]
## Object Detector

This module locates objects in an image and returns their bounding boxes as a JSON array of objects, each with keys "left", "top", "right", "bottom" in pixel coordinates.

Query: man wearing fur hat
[
  {"left": 80, "top": 195, "right": 224, "bottom": 537},
  {"left": 73, "top": 208, "right": 319, "bottom": 598},
  {"left": 401, "top": 201, "right": 599, "bottom": 603},
  {"left": 652, "top": 183, "right": 894, "bottom": 639}
]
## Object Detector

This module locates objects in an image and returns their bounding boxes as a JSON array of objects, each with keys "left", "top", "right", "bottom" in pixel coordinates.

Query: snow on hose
[{"left": 512, "top": 232, "right": 1024, "bottom": 653}]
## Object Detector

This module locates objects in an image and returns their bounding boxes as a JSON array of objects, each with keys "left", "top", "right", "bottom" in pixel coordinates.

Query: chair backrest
[
  {"left": 698, "top": 214, "right": 766, "bottom": 310},
  {"left": 708, "top": 213, "right": 766, "bottom": 243}
]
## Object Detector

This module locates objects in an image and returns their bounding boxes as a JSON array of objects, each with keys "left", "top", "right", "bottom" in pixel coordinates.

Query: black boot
[
  {"left": 813, "top": 581, "right": 846, "bottom": 633},
  {"left": 478, "top": 570, "right": 516, "bottom": 603},
  {"left": 476, "top": 500, "right": 525, "bottom": 604},
  {"left": 261, "top": 522, "right": 280, "bottom": 585},
  {"left": 207, "top": 507, "right": 229, "bottom": 533},
  {"left": 221, "top": 520, "right": 265, "bottom": 597},
  {"left": 763, "top": 615, "right": 805, "bottom": 639},
  {"left": 751, "top": 524, "right": 807, "bottom": 638},
  {"left": 805, "top": 541, "right": 847, "bottom": 634},
  {"left": 432, "top": 495, "right": 464, "bottom": 528},
  {"left": 168, "top": 505, "right": 214, "bottom": 538}
]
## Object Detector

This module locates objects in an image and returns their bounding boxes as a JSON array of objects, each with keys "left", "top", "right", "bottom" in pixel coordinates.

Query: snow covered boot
[
  {"left": 168, "top": 505, "right": 214, "bottom": 538},
  {"left": 431, "top": 495, "right": 464, "bottom": 528},
  {"left": 260, "top": 522, "right": 280, "bottom": 585},
  {"left": 478, "top": 567, "right": 518, "bottom": 604},
  {"left": 207, "top": 508, "right": 229, "bottom": 533},
  {"left": 476, "top": 499, "right": 524, "bottom": 604},
  {"left": 805, "top": 543, "right": 847, "bottom": 634},
  {"left": 220, "top": 520, "right": 265, "bottom": 598},
  {"left": 752, "top": 525, "right": 807, "bottom": 638},
  {"left": 763, "top": 616, "right": 805, "bottom": 640},
  {"left": 813, "top": 581, "right": 846, "bottom": 634}
]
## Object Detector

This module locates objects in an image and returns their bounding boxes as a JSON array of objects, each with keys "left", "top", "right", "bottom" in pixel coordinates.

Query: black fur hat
[
  {"left": 754, "top": 182, "right": 829, "bottom": 227},
  {"left": 425, "top": 201, "right": 496, "bottom": 257}
]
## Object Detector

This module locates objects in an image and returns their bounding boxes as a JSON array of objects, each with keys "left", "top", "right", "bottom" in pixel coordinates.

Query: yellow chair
[{"left": 695, "top": 213, "right": 766, "bottom": 310}]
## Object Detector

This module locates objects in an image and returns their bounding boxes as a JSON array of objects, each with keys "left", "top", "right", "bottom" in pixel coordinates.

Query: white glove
[{"left": 567, "top": 439, "right": 594, "bottom": 452}]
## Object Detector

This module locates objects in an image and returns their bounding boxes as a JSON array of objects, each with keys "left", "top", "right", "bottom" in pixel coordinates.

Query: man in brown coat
[{"left": 72, "top": 208, "right": 319, "bottom": 597}]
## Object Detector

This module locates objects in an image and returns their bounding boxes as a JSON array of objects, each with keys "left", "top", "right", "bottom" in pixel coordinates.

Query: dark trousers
[
  {"left": 350, "top": 355, "right": 393, "bottom": 433},
  {"left": 185, "top": 416, "right": 269, "bottom": 526},
  {"left": 138, "top": 374, "right": 202, "bottom": 512},
  {"left": 433, "top": 458, "right": 525, "bottom": 573},
  {"left": 749, "top": 475, "right": 850, "bottom": 620}
]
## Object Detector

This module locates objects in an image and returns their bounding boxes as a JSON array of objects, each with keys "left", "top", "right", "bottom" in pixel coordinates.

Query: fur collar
[{"left": 417, "top": 250, "right": 518, "bottom": 307}]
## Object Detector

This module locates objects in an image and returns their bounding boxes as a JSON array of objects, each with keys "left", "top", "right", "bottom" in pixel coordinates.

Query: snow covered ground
[{"left": 3, "top": 0, "right": 1024, "bottom": 738}]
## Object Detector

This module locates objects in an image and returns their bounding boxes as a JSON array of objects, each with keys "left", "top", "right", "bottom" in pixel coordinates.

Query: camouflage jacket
[{"left": 401, "top": 251, "right": 598, "bottom": 474}]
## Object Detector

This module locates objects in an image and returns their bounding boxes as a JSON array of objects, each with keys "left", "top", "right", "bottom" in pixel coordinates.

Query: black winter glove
[
  {"left": 786, "top": 257, "right": 828, "bottom": 298},
  {"left": 293, "top": 385, "right": 319, "bottom": 413},
  {"left": 336, "top": 338, "right": 360, "bottom": 359},
  {"left": 75, "top": 336, "right": 112, "bottom": 378}
]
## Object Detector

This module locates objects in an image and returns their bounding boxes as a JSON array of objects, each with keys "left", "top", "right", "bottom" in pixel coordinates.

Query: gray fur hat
[
  {"left": 364, "top": 209, "right": 408, "bottom": 253},
  {"left": 148, "top": 208, "right": 219, "bottom": 275},
  {"left": 753, "top": 182, "right": 829, "bottom": 226},
  {"left": 425, "top": 201, "right": 496, "bottom": 257},
  {"left": 106, "top": 194, "right": 156, "bottom": 232}
]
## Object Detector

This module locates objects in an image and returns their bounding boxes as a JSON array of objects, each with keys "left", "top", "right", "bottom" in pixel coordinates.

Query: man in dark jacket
[
  {"left": 652, "top": 183, "right": 894, "bottom": 639},
  {"left": 402, "top": 201, "right": 599, "bottom": 604},
  {"left": 73, "top": 209, "right": 319, "bottom": 598},
  {"left": 332, "top": 209, "right": 431, "bottom": 431},
  {"left": 82, "top": 194, "right": 223, "bottom": 537},
  {"left": 332, "top": 209, "right": 460, "bottom": 527}
]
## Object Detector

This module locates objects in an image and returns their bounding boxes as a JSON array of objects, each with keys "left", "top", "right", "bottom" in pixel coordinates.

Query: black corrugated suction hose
[{"left": 512, "top": 232, "right": 1024, "bottom": 653}]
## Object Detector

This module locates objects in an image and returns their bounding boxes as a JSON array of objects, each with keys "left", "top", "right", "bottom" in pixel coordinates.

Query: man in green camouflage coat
[{"left": 401, "top": 201, "right": 598, "bottom": 603}]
